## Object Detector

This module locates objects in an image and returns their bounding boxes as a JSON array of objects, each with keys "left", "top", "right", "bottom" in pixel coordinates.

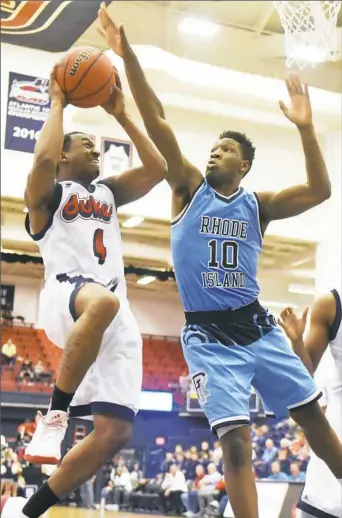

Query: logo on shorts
[{"left": 192, "top": 371, "right": 211, "bottom": 405}]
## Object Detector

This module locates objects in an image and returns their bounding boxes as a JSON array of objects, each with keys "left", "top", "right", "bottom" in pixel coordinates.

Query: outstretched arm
[
  {"left": 278, "top": 292, "right": 336, "bottom": 375},
  {"left": 99, "top": 82, "right": 167, "bottom": 207},
  {"left": 24, "top": 67, "right": 66, "bottom": 234},
  {"left": 97, "top": 3, "right": 203, "bottom": 215},
  {"left": 257, "top": 75, "right": 331, "bottom": 231}
]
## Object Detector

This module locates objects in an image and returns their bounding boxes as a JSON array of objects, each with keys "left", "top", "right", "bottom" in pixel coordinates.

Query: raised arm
[
  {"left": 278, "top": 292, "right": 336, "bottom": 375},
  {"left": 24, "top": 67, "right": 66, "bottom": 234},
  {"left": 257, "top": 75, "right": 331, "bottom": 231},
  {"left": 97, "top": 3, "right": 203, "bottom": 215},
  {"left": 99, "top": 81, "right": 167, "bottom": 207}
]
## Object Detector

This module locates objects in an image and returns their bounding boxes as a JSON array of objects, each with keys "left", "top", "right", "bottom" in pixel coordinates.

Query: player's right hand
[
  {"left": 49, "top": 66, "right": 67, "bottom": 107},
  {"left": 97, "top": 2, "right": 130, "bottom": 58},
  {"left": 277, "top": 306, "right": 309, "bottom": 342}
]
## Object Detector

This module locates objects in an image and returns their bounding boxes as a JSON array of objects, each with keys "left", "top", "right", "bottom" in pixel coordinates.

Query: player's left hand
[
  {"left": 101, "top": 69, "right": 126, "bottom": 120},
  {"left": 279, "top": 74, "right": 312, "bottom": 128},
  {"left": 277, "top": 306, "right": 309, "bottom": 342}
]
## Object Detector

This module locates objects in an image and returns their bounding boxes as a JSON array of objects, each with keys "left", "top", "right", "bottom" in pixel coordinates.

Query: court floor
[{"left": 47, "top": 510, "right": 167, "bottom": 518}]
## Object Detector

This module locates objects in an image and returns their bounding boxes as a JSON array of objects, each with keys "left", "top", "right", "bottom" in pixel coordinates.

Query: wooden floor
[{"left": 47, "top": 510, "right": 166, "bottom": 518}]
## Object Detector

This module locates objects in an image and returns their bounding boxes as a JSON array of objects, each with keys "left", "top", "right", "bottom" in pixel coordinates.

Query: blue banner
[{"left": 5, "top": 71, "right": 51, "bottom": 154}]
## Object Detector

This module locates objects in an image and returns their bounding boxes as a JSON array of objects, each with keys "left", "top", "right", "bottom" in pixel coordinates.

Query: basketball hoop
[{"left": 273, "top": 1, "right": 342, "bottom": 69}]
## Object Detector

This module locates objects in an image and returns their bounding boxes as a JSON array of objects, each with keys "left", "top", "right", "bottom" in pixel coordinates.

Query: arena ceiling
[{"left": 1, "top": 1, "right": 341, "bottom": 92}]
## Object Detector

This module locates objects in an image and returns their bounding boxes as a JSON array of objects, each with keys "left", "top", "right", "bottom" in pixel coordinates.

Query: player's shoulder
[{"left": 311, "top": 291, "right": 338, "bottom": 326}]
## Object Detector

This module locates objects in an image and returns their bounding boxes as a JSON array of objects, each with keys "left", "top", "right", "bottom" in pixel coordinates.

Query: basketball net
[{"left": 273, "top": 1, "right": 342, "bottom": 69}]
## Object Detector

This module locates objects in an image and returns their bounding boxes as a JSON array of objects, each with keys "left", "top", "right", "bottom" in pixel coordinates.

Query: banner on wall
[
  {"left": 5, "top": 71, "right": 51, "bottom": 154},
  {"left": 101, "top": 137, "right": 132, "bottom": 178},
  {"left": 1, "top": 284, "right": 15, "bottom": 312}
]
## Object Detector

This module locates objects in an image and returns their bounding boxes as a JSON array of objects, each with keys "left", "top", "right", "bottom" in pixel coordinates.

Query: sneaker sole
[
  {"left": 24, "top": 453, "right": 60, "bottom": 465},
  {"left": 1, "top": 495, "right": 9, "bottom": 512}
]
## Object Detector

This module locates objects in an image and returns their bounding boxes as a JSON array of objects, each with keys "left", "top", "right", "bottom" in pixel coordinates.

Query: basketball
[{"left": 55, "top": 46, "right": 116, "bottom": 108}]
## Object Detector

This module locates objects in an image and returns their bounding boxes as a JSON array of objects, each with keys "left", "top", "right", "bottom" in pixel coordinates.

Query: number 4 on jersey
[{"left": 93, "top": 228, "right": 107, "bottom": 265}]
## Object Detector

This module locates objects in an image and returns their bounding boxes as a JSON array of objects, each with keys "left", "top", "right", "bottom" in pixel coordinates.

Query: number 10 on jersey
[
  {"left": 208, "top": 239, "right": 238, "bottom": 269},
  {"left": 93, "top": 229, "right": 107, "bottom": 265}
]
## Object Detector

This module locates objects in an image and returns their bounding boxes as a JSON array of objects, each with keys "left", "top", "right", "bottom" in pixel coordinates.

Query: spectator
[
  {"left": 211, "top": 440, "right": 223, "bottom": 466},
  {"left": 288, "top": 461, "right": 305, "bottom": 482},
  {"left": 160, "top": 463, "right": 187, "bottom": 515},
  {"left": 267, "top": 461, "right": 288, "bottom": 481},
  {"left": 261, "top": 439, "right": 278, "bottom": 464},
  {"left": 179, "top": 370, "right": 190, "bottom": 395},
  {"left": 175, "top": 444, "right": 183, "bottom": 455},
  {"left": 181, "top": 464, "right": 205, "bottom": 516},
  {"left": 197, "top": 463, "right": 221, "bottom": 514},
  {"left": 200, "top": 441, "right": 210, "bottom": 456},
  {"left": 277, "top": 446, "right": 292, "bottom": 475},
  {"left": 17, "top": 418, "right": 36, "bottom": 442},
  {"left": 130, "top": 462, "right": 143, "bottom": 489},
  {"left": 161, "top": 452, "right": 174, "bottom": 474},
  {"left": 112, "top": 466, "right": 133, "bottom": 508},
  {"left": 80, "top": 475, "right": 96, "bottom": 509},
  {"left": 175, "top": 453, "right": 184, "bottom": 472},
  {"left": 129, "top": 473, "right": 163, "bottom": 512},
  {"left": 19, "top": 359, "right": 35, "bottom": 383},
  {"left": 33, "top": 360, "right": 52, "bottom": 383},
  {"left": 2, "top": 339, "right": 16, "bottom": 366}
]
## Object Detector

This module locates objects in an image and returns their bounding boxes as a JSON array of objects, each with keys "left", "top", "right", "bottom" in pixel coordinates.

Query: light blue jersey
[
  {"left": 171, "top": 180, "right": 320, "bottom": 430},
  {"left": 171, "top": 181, "right": 262, "bottom": 312}
]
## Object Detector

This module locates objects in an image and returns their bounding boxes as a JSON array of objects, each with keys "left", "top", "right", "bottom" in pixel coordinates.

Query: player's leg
[
  {"left": 253, "top": 326, "right": 342, "bottom": 480},
  {"left": 219, "top": 425, "right": 258, "bottom": 518},
  {"left": 181, "top": 325, "right": 258, "bottom": 518},
  {"left": 25, "top": 281, "right": 120, "bottom": 464},
  {"left": 13, "top": 415, "right": 132, "bottom": 518},
  {"left": 52, "top": 282, "right": 120, "bottom": 407},
  {"left": 290, "top": 402, "right": 342, "bottom": 478},
  {"left": 4, "top": 304, "right": 142, "bottom": 518}
]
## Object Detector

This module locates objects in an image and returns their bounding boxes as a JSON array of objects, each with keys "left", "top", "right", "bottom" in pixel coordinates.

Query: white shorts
[
  {"left": 37, "top": 276, "right": 142, "bottom": 422},
  {"left": 297, "top": 388, "right": 342, "bottom": 518}
]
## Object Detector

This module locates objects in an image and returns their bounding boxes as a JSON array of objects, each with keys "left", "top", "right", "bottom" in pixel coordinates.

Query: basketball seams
[
  {"left": 66, "top": 51, "right": 103, "bottom": 96},
  {"left": 63, "top": 51, "right": 75, "bottom": 93},
  {"left": 69, "top": 68, "right": 114, "bottom": 104}
]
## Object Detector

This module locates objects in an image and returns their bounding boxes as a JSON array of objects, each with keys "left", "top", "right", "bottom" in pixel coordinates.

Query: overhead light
[
  {"left": 178, "top": 17, "right": 220, "bottom": 38},
  {"left": 137, "top": 276, "right": 156, "bottom": 285},
  {"left": 122, "top": 216, "right": 144, "bottom": 228},
  {"left": 288, "top": 283, "right": 315, "bottom": 296}
]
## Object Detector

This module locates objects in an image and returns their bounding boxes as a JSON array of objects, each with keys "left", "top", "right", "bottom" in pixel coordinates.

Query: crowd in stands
[
  {"left": 98, "top": 420, "right": 309, "bottom": 515},
  {"left": 1, "top": 337, "right": 53, "bottom": 385}
]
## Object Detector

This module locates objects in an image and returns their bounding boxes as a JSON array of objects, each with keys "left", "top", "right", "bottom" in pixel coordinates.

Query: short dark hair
[
  {"left": 219, "top": 130, "right": 256, "bottom": 175},
  {"left": 62, "top": 131, "right": 86, "bottom": 151}
]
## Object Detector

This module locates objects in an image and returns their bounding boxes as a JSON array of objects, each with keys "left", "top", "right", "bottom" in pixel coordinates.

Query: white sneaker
[
  {"left": 1, "top": 496, "right": 27, "bottom": 517},
  {"left": 24, "top": 410, "right": 68, "bottom": 465}
]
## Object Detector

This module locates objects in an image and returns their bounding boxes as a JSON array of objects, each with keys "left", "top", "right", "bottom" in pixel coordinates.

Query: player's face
[
  {"left": 205, "top": 138, "right": 249, "bottom": 186},
  {"left": 67, "top": 134, "right": 100, "bottom": 182}
]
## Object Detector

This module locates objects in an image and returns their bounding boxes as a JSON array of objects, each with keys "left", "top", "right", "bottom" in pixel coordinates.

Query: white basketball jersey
[
  {"left": 299, "top": 289, "right": 342, "bottom": 517},
  {"left": 26, "top": 181, "right": 126, "bottom": 297}
]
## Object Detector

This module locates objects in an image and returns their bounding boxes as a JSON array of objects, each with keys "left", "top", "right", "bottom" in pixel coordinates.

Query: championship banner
[
  {"left": 5, "top": 71, "right": 51, "bottom": 153},
  {"left": 0, "top": 1, "right": 112, "bottom": 52}
]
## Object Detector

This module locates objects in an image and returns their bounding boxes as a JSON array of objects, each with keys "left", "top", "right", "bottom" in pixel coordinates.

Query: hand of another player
[
  {"left": 277, "top": 306, "right": 309, "bottom": 342},
  {"left": 97, "top": 2, "right": 130, "bottom": 58},
  {"left": 279, "top": 74, "right": 312, "bottom": 128},
  {"left": 49, "top": 66, "right": 67, "bottom": 107},
  {"left": 101, "top": 70, "right": 126, "bottom": 120}
]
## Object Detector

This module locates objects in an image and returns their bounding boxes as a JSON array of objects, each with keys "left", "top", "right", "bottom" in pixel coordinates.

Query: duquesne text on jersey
[
  {"left": 201, "top": 271, "right": 246, "bottom": 289},
  {"left": 61, "top": 192, "right": 113, "bottom": 223}
]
